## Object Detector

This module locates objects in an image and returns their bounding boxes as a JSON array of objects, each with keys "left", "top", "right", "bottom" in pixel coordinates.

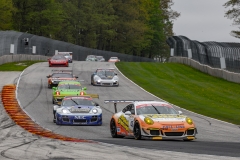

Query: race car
[
  {"left": 91, "top": 68, "right": 119, "bottom": 86},
  {"left": 57, "top": 52, "right": 73, "bottom": 63},
  {"left": 96, "top": 56, "right": 105, "bottom": 62},
  {"left": 108, "top": 57, "right": 120, "bottom": 62},
  {"left": 52, "top": 80, "right": 87, "bottom": 104},
  {"left": 53, "top": 96, "right": 102, "bottom": 125},
  {"left": 85, "top": 55, "right": 97, "bottom": 61},
  {"left": 48, "top": 55, "right": 69, "bottom": 67},
  {"left": 105, "top": 100, "right": 197, "bottom": 141},
  {"left": 46, "top": 70, "right": 78, "bottom": 88}
]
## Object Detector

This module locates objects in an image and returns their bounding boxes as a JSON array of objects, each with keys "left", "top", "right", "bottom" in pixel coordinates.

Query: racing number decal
[
  {"left": 129, "top": 117, "right": 134, "bottom": 131},
  {"left": 118, "top": 115, "right": 129, "bottom": 131}
]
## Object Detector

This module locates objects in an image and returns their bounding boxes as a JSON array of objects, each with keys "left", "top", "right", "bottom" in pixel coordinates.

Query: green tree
[
  {"left": 0, "top": 0, "right": 14, "bottom": 30},
  {"left": 12, "top": 0, "right": 63, "bottom": 37},
  {"left": 224, "top": 0, "right": 240, "bottom": 38}
]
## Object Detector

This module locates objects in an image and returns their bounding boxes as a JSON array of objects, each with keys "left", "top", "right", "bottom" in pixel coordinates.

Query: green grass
[
  {"left": 116, "top": 62, "right": 240, "bottom": 125},
  {"left": 0, "top": 61, "right": 44, "bottom": 71}
]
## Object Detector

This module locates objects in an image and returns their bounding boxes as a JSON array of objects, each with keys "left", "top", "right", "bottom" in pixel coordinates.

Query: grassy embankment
[
  {"left": 116, "top": 62, "right": 240, "bottom": 125},
  {"left": 0, "top": 61, "right": 43, "bottom": 71}
]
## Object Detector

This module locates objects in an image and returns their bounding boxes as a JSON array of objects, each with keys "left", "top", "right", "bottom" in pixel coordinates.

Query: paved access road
[{"left": 16, "top": 61, "right": 240, "bottom": 158}]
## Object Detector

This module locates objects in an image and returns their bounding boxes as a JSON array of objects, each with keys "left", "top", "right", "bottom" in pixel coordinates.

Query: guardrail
[
  {"left": 0, "top": 54, "right": 49, "bottom": 65},
  {"left": 169, "top": 57, "right": 240, "bottom": 84}
]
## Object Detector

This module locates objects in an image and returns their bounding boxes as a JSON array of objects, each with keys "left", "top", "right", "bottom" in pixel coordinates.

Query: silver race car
[{"left": 91, "top": 68, "right": 119, "bottom": 86}]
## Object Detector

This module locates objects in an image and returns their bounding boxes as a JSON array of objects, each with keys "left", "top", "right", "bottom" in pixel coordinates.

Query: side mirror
[
  {"left": 178, "top": 111, "right": 183, "bottom": 115},
  {"left": 46, "top": 75, "right": 51, "bottom": 78},
  {"left": 95, "top": 103, "right": 99, "bottom": 106},
  {"left": 125, "top": 111, "right": 131, "bottom": 115},
  {"left": 83, "top": 87, "right": 87, "bottom": 90}
]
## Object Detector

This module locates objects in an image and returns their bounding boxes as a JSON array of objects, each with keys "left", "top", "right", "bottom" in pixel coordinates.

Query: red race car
[{"left": 48, "top": 55, "right": 69, "bottom": 67}]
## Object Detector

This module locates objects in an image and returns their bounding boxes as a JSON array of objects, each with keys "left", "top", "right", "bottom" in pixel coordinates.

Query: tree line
[{"left": 0, "top": 0, "right": 179, "bottom": 59}]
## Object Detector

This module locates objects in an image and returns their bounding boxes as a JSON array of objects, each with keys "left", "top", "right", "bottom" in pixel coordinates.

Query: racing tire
[
  {"left": 110, "top": 119, "right": 124, "bottom": 138},
  {"left": 133, "top": 122, "right": 142, "bottom": 140}
]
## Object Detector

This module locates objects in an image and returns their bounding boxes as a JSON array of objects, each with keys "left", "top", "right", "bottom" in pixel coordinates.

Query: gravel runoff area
[{"left": 0, "top": 71, "right": 239, "bottom": 160}]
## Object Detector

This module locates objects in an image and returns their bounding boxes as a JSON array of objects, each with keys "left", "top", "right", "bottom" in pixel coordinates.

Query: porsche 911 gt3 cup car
[
  {"left": 52, "top": 80, "right": 87, "bottom": 104},
  {"left": 91, "top": 68, "right": 119, "bottom": 86},
  {"left": 53, "top": 96, "right": 102, "bottom": 125},
  {"left": 105, "top": 100, "right": 197, "bottom": 141}
]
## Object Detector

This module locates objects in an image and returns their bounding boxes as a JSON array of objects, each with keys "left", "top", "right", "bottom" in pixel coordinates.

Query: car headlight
[
  {"left": 186, "top": 117, "right": 193, "bottom": 125},
  {"left": 113, "top": 76, "right": 118, "bottom": 81},
  {"left": 62, "top": 109, "right": 70, "bottom": 114},
  {"left": 92, "top": 109, "right": 98, "bottom": 114},
  {"left": 94, "top": 76, "right": 101, "bottom": 81},
  {"left": 144, "top": 117, "right": 154, "bottom": 125}
]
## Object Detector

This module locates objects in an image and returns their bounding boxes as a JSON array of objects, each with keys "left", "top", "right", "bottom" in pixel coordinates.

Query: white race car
[{"left": 91, "top": 68, "right": 119, "bottom": 86}]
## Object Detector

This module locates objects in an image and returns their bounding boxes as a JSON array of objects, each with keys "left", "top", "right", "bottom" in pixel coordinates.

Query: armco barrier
[
  {"left": 169, "top": 57, "right": 240, "bottom": 83},
  {"left": 0, "top": 54, "right": 49, "bottom": 65}
]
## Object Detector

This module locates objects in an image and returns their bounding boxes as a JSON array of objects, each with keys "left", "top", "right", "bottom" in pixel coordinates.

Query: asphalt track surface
[{"left": 17, "top": 61, "right": 240, "bottom": 158}]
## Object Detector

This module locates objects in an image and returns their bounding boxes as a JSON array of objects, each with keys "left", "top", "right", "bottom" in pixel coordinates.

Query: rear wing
[
  {"left": 104, "top": 100, "right": 154, "bottom": 113},
  {"left": 86, "top": 94, "right": 99, "bottom": 99}
]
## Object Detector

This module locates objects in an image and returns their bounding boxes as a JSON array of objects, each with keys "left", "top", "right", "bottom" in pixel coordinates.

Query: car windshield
[
  {"left": 97, "top": 70, "right": 115, "bottom": 77},
  {"left": 52, "top": 73, "right": 73, "bottom": 78},
  {"left": 52, "top": 55, "right": 65, "bottom": 60},
  {"left": 136, "top": 105, "right": 178, "bottom": 115},
  {"left": 62, "top": 99, "right": 95, "bottom": 106},
  {"left": 58, "top": 84, "right": 81, "bottom": 89}
]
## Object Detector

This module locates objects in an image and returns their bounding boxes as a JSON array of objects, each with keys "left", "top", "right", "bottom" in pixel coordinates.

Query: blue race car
[{"left": 53, "top": 96, "right": 102, "bottom": 125}]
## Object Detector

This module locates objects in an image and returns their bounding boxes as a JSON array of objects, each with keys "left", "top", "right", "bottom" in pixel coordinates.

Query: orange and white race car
[{"left": 105, "top": 100, "right": 197, "bottom": 141}]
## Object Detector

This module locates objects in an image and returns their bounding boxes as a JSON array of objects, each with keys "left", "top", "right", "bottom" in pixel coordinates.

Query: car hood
[
  {"left": 140, "top": 114, "right": 187, "bottom": 122},
  {"left": 67, "top": 105, "right": 94, "bottom": 113}
]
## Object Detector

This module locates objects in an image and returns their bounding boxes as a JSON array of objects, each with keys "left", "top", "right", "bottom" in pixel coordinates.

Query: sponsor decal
[
  {"left": 118, "top": 115, "right": 129, "bottom": 131},
  {"left": 162, "top": 125, "right": 185, "bottom": 130},
  {"left": 75, "top": 116, "right": 85, "bottom": 119},
  {"left": 117, "top": 127, "right": 120, "bottom": 132},
  {"left": 146, "top": 114, "right": 185, "bottom": 119}
]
